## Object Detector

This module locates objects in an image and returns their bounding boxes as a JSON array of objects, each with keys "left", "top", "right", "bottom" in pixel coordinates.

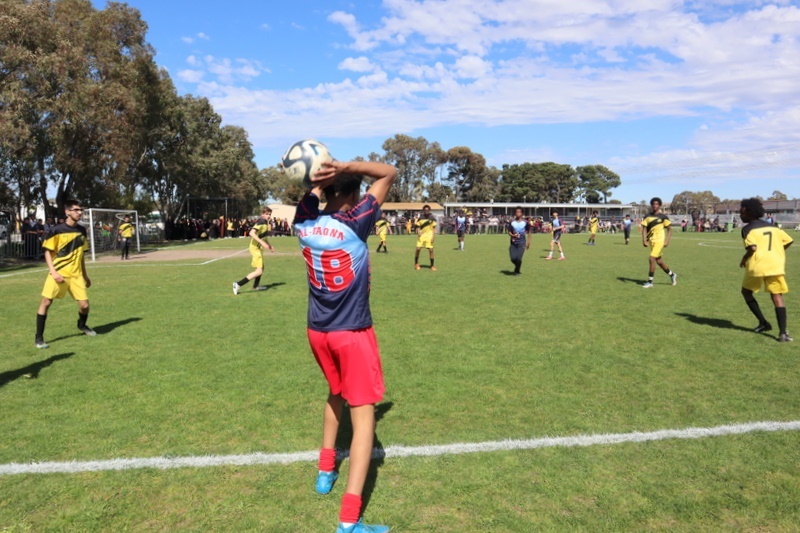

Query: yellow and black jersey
[
  {"left": 118, "top": 222, "right": 134, "bottom": 238},
  {"left": 742, "top": 220, "right": 793, "bottom": 277},
  {"left": 589, "top": 216, "right": 599, "bottom": 232},
  {"left": 375, "top": 219, "right": 390, "bottom": 235},
  {"left": 42, "top": 223, "right": 88, "bottom": 278},
  {"left": 416, "top": 216, "right": 436, "bottom": 239},
  {"left": 249, "top": 218, "right": 271, "bottom": 250},
  {"left": 641, "top": 213, "right": 671, "bottom": 242}
]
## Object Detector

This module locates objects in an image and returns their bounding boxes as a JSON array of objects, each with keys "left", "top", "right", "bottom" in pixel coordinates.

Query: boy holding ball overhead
[{"left": 293, "top": 153, "right": 397, "bottom": 533}]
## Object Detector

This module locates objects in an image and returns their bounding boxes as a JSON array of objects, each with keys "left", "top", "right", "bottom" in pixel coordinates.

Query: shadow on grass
[
  {"left": 93, "top": 317, "right": 143, "bottom": 334},
  {"left": 334, "top": 401, "right": 394, "bottom": 514},
  {"left": 0, "top": 259, "right": 45, "bottom": 273},
  {"left": 500, "top": 270, "right": 521, "bottom": 276},
  {"left": 675, "top": 312, "right": 754, "bottom": 332},
  {"left": 241, "top": 282, "right": 286, "bottom": 295},
  {"left": 617, "top": 276, "right": 644, "bottom": 284},
  {"left": 48, "top": 317, "right": 142, "bottom": 343},
  {"left": 0, "top": 352, "right": 74, "bottom": 388}
]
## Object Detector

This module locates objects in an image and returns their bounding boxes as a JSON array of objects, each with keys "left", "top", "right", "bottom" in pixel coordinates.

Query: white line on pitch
[
  {"left": 697, "top": 242, "right": 742, "bottom": 249},
  {"left": 199, "top": 248, "right": 249, "bottom": 265},
  {"left": 1, "top": 420, "right": 798, "bottom": 477}
]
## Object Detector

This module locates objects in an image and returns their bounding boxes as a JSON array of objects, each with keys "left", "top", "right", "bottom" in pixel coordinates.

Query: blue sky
[{"left": 96, "top": 0, "right": 800, "bottom": 203}]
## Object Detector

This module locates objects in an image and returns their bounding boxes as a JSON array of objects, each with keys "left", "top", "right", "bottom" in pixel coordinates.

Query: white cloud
[
  {"left": 338, "top": 56, "right": 377, "bottom": 73},
  {"left": 182, "top": 32, "right": 210, "bottom": 45},
  {"left": 178, "top": 55, "right": 268, "bottom": 85},
  {"left": 453, "top": 55, "right": 491, "bottom": 79},
  {"left": 177, "top": 69, "right": 204, "bottom": 83},
  {"left": 179, "top": 0, "right": 800, "bottom": 197}
]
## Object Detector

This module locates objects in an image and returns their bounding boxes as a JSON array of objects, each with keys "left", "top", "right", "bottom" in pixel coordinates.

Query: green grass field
[{"left": 1, "top": 228, "right": 799, "bottom": 532}]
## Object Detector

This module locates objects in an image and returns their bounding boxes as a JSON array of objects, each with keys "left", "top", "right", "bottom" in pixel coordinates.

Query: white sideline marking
[{"left": 1, "top": 420, "right": 798, "bottom": 477}]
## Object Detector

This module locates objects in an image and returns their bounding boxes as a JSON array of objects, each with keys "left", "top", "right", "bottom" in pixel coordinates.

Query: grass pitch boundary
[{"left": 2, "top": 420, "right": 798, "bottom": 477}]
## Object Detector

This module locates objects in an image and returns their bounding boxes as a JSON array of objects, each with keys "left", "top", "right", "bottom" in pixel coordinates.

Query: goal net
[{"left": 84, "top": 208, "right": 140, "bottom": 261}]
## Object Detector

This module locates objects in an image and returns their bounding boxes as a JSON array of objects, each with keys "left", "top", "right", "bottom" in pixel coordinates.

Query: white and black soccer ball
[{"left": 280, "top": 139, "right": 333, "bottom": 188}]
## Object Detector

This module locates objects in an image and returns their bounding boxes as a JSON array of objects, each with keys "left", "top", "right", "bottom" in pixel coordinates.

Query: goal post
[{"left": 85, "top": 208, "right": 140, "bottom": 262}]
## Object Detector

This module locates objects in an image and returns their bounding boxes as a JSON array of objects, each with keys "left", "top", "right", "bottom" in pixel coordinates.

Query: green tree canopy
[
  {"left": 499, "top": 162, "right": 577, "bottom": 203},
  {"left": 576, "top": 165, "right": 621, "bottom": 203}
]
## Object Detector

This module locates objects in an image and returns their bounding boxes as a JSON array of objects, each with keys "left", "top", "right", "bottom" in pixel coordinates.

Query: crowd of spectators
[{"left": 169, "top": 216, "right": 294, "bottom": 241}]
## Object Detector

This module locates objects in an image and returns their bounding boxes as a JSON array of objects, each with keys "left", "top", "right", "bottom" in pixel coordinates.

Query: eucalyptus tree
[{"left": 381, "top": 134, "right": 443, "bottom": 201}]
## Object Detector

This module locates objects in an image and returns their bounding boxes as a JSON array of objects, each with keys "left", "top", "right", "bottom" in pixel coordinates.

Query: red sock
[
  {"left": 318, "top": 448, "right": 336, "bottom": 472},
  {"left": 339, "top": 492, "right": 362, "bottom": 524}
]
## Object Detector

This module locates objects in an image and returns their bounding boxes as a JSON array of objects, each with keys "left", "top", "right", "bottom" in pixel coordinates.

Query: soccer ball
[{"left": 280, "top": 139, "right": 333, "bottom": 188}]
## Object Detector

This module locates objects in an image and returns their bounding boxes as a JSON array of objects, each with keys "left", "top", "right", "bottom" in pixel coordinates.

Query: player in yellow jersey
[
  {"left": 414, "top": 204, "right": 437, "bottom": 271},
  {"left": 232, "top": 206, "right": 274, "bottom": 295},
  {"left": 117, "top": 214, "right": 134, "bottom": 260},
  {"left": 641, "top": 197, "right": 677, "bottom": 288},
  {"left": 35, "top": 199, "right": 95, "bottom": 349},
  {"left": 739, "top": 198, "right": 793, "bottom": 342},
  {"left": 374, "top": 212, "right": 390, "bottom": 253},
  {"left": 587, "top": 210, "right": 599, "bottom": 245}
]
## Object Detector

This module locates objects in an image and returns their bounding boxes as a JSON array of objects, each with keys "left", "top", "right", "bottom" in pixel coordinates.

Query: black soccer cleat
[{"left": 754, "top": 322, "right": 772, "bottom": 333}]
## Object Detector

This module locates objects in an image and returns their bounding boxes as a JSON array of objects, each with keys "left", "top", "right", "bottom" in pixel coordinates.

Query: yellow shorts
[
  {"left": 42, "top": 275, "right": 88, "bottom": 301},
  {"left": 649, "top": 241, "right": 664, "bottom": 258},
  {"left": 379, "top": 233, "right": 387, "bottom": 243},
  {"left": 250, "top": 249, "right": 264, "bottom": 269},
  {"left": 416, "top": 238, "right": 434, "bottom": 250},
  {"left": 743, "top": 274, "right": 788, "bottom": 294}
]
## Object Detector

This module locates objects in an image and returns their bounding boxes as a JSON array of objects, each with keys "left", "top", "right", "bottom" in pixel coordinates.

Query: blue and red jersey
[{"left": 294, "top": 192, "right": 381, "bottom": 332}]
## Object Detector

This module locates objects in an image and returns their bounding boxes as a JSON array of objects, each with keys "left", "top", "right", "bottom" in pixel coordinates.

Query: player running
[
  {"left": 35, "top": 199, "right": 95, "bottom": 349},
  {"left": 294, "top": 159, "right": 397, "bottom": 533},
  {"left": 454, "top": 209, "right": 467, "bottom": 251},
  {"left": 118, "top": 214, "right": 134, "bottom": 260},
  {"left": 508, "top": 207, "right": 531, "bottom": 275},
  {"left": 546, "top": 211, "right": 566, "bottom": 260},
  {"left": 232, "top": 206, "right": 274, "bottom": 294},
  {"left": 374, "top": 212, "right": 390, "bottom": 253},
  {"left": 414, "top": 204, "right": 437, "bottom": 271},
  {"left": 641, "top": 197, "right": 677, "bottom": 288},
  {"left": 739, "top": 197, "right": 794, "bottom": 342},
  {"left": 587, "top": 211, "right": 599, "bottom": 245}
]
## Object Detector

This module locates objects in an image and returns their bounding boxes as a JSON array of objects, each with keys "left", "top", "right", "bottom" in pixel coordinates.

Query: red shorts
[{"left": 307, "top": 327, "right": 385, "bottom": 406}]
